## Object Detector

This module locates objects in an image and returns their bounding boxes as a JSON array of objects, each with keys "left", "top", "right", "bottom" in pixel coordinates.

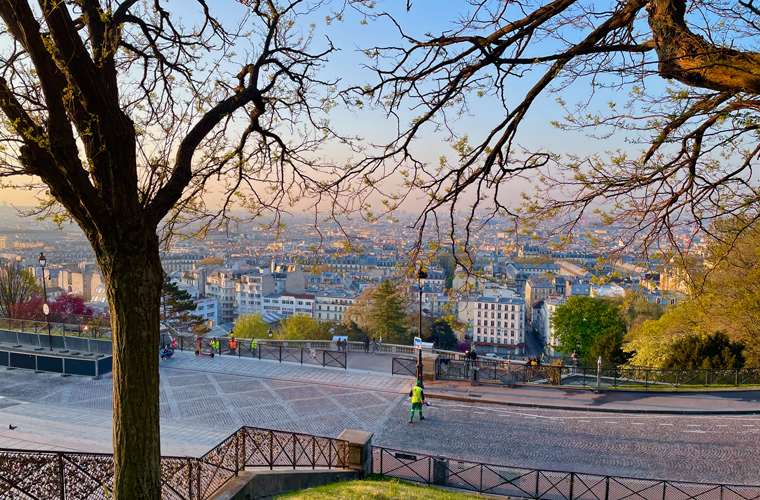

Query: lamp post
[
  {"left": 268, "top": 327, "right": 273, "bottom": 339},
  {"left": 38, "top": 252, "right": 52, "bottom": 351},
  {"left": 416, "top": 265, "right": 427, "bottom": 384}
]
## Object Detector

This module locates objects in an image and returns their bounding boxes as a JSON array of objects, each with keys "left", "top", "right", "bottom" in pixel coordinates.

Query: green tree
[
  {"left": 588, "top": 329, "right": 630, "bottom": 367},
  {"left": 661, "top": 332, "right": 745, "bottom": 370},
  {"left": 424, "top": 319, "right": 458, "bottom": 351},
  {"left": 0, "top": 261, "right": 41, "bottom": 318},
  {"left": 334, "top": 319, "right": 365, "bottom": 341},
  {"left": 196, "top": 256, "right": 224, "bottom": 266},
  {"left": 161, "top": 274, "right": 199, "bottom": 328},
  {"left": 369, "top": 280, "right": 409, "bottom": 345},
  {"left": 551, "top": 296, "right": 626, "bottom": 359},
  {"left": 278, "top": 314, "right": 332, "bottom": 340},
  {"left": 233, "top": 313, "right": 270, "bottom": 339}
]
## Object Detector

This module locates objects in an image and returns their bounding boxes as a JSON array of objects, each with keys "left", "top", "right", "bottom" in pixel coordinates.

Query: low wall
[
  {"left": 0, "top": 330, "right": 112, "bottom": 355},
  {"left": 0, "top": 346, "right": 112, "bottom": 378},
  {"left": 209, "top": 469, "right": 361, "bottom": 500}
]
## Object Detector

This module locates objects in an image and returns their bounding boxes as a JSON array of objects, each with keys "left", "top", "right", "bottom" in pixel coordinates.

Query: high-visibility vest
[
  {"left": 251, "top": 339, "right": 258, "bottom": 349},
  {"left": 229, "top": 338, "right": 237, "bottom": 349},
  {"left": 411, "top": 386, "right": 423, "bottom": 403}
]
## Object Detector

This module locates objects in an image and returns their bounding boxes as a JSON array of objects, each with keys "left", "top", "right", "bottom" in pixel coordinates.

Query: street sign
[
  {"left": 414, "top": 337, "right": 421, "bottom": 349},
  {"left": 42, "top": 303, "right": 49, "bottom": 316}
]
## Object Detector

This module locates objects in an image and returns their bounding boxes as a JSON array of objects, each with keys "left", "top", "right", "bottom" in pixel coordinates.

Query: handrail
[
  {"left": 0, "top": 426, "right": 348, "bottom": 500},
  {"left": 373, "top": 445, "right": 760, "bottom": 499}
]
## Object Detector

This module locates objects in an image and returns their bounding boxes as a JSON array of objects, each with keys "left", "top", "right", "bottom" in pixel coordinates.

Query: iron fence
[
  {"left": 165, "top": 335, "right": 346, "bottom": 369},
  {"left": 373, "top": 446, "right": 760, "bottom": 500},
  {"left": 0, "top": 427, "right": 348, "bottom": 500},
  {"left": 392, "top": 357, "right": 417, "bottom": 377},
  {"left": 435, "top": 358, "right": 760, "bottom": 389}
]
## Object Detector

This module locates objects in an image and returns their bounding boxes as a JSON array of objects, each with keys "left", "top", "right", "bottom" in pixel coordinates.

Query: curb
[{"left": 424, "top": 392, "right": 760, "bottom": 415}]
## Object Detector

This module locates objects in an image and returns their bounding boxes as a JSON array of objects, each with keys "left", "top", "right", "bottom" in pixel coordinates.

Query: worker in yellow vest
[
  {"left": 251, "top": 338, "right": 258, "bottom": 354},
  {"left": 210, "top": 338, "right": 220, "bottom": 353},
  {"left": 408, "top": 380, "right": 426, "bottom": 423}
]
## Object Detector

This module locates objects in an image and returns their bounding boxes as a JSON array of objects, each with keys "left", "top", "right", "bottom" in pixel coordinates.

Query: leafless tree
[
  {"left": 349, "top": 0, "right": 760, "bottom": 270},
  {"left": 0, "top": 0, "right": 359, "bottom": 497}
]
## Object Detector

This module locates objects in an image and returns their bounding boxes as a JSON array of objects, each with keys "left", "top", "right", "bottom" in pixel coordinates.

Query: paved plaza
[{"left": 0, "top": 351, "right": 759, "bottom": 484}]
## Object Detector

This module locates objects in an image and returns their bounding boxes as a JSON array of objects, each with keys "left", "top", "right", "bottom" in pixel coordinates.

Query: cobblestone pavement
[{"left": 0, "top": 358, "right": 759, "bottom": 485}]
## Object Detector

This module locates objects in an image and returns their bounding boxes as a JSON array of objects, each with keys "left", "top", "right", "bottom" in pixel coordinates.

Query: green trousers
[{"left": 410, "top": 401, "right": 423, "bottom": 420}]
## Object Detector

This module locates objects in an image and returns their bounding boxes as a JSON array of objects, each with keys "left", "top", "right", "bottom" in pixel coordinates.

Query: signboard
[
  {"left": 414, "top": 337, "right": 421, "bottom": 349},
  {"left": 42, "top": 303, "right": 49, "bottom": 316},
  {"left": 332, "top": 335, "right": 348, "bottom": 342}
]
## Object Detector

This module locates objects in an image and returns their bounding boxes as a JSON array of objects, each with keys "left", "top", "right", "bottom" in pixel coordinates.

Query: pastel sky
[{"left": 0, "top": 0, "right": 633, "bottom": 215}]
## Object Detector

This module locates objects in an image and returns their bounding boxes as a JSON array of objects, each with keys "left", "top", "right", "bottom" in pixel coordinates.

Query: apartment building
[
  {"left": 262, "top": 292, "right": 315, "bottom": 318},
  {"left": 235, "top": 271, "right": 276, "bottom": 317},
  {"left": 315, "top": 289, "right": 358, "bottom": 322},
  {"left": 206, "top": 272, "right": 237, "bottom": 323},
  {"left": 535, "top": 296, "right": 566, "bottom": 354},
  {"left": 467, "top": 296, "right": 526, "bottom": 355},
  {"left": 525, "top": 277, "right": 555, "bottom": 318}
]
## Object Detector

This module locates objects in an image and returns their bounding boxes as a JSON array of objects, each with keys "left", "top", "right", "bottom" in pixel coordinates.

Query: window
[
  {"left": 477, "top": 328, "right": 481, "bottom": 334},
  {"left": 511, "top": 313, "right": 515, "bottom": 320}
]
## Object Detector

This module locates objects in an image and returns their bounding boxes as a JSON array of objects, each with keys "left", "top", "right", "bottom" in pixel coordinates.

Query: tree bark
[
  {"left": 96, "top": 231, "right": 163, "bottom": 499},
  {"left": 647, "top": 0, "right": 760, "bottom": 93}
]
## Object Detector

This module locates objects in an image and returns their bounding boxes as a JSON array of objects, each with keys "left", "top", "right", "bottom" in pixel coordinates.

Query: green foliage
[
  {"left": 233, "top": 313, "right": 269, "bottom": 339},
  {"left": 369, "top": 280, "right": 409, "bottom": 344},
  {"left": 162, "top": 274, "right": 198, "bottom": 325},
  {"left": 278, "top": 314, "right": 333, "bottom": 340},
  {"left": 334, "top": 319, "right": 365, "bottom": 341},
  {"left": 551, "top": 296, "right": 626, "bottom": 359},
  {"left": 661, "top": 331, "right": 745, "bottom": 370},
  {"left": 196, "top": 256, "right": 224, "bottom": 266},
  {"left": 625, "top": 218, "right": 760, "bottom": 367},
  {"left": 424, "top": 318, "right": 458, "bottom": 350},
  {"left": 587, "top": 328, "right": 630, "bottom": 367}
]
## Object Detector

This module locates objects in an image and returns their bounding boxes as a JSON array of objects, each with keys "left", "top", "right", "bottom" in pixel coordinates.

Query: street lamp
[
  {"left": 38, "top": 252, "right": 52, "bottom": 351},
  {"left": 416, "top": 265, "right": 427, "bottom": 384},
  {"left": 268, "top": 326, "right": 273, "bottom": 339}
]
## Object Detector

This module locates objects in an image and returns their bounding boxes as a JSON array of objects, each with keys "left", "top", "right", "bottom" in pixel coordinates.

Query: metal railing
[
  {"left": 373, "top": 446, "right": 760, "bottom": 500},
  {"left": 171, "top": 335, "right": 347, "bottom": 369},
  {"left": 0, "top": 317, "right": 110, "bottom": 337},
  {"left": 435, "top": 358, "right": 760, "bottom": 389},
  {"left": 0, "top": 427, "right": 348, "bottom": 500}
]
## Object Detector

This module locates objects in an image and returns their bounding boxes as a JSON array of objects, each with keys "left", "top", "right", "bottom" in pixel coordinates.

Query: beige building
[{"left": 58, "top": 270, "right": 103, "bottom": 301}]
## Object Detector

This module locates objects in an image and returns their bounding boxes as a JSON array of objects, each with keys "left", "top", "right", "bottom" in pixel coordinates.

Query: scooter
[
  {"left": 160, "top": 346, "right": 174, "bottom": 360},
  {"left": 195, "top": 338, "right": 215, "bottom": 358}
]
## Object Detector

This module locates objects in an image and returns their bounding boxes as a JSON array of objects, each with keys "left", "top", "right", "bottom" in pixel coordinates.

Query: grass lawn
[{"left": 276, "top": 475, "right": 480, "bottom": 499}]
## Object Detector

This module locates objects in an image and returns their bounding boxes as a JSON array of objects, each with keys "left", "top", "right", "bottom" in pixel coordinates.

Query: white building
[
  {"left": 235, "top": 271, "right": 276, "bottom": 317},
  {"left": 194, "top": 298, "right": 220, "bottom": 326},
  {"left": 206, "top": 272, "right": 237, "bottom": 324},
  {"left": 535, "top": 296, "right": 566, "bottom": 354},
  {"left": 315, "top": 289, "right": 359, "bottom": 323},
  {"left": 262, "top": 292, "right": 315, "bottom": 318},
  {"left": 466, "top": 295, "right": 526, "bottom": 355}
]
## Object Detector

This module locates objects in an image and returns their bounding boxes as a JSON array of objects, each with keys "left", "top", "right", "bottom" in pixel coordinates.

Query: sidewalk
[{"left": 422, "top": 379, "right": 760, "bottom": 414}]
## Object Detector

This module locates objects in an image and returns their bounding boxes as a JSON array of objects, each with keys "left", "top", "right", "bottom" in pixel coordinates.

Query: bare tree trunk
[{"left": 98, "top": 233, "right": 163, "bottom": 499}]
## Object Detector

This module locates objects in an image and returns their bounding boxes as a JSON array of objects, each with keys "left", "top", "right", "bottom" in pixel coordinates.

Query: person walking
[
  {"left": 372, "top": 337, "right": 378, "bottom": 355},
  {"left": 408, "top": 380, "right": 426, "bottom": 423},
  {"left": 251, "top": 337, "right": 258, "bottom": 357},
  {"left": 363, "top": 336, "right": 370, "bottom": 354}
]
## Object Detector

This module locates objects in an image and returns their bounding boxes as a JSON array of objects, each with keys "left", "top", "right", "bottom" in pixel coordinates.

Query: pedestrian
[
  {"left": 229, "top": 336, "right": 237, "bottom": 354},
  {"left": 408, "top": 380, "right": 426, "bottom": 423},
  {"left": 570, "top": 350, "right": 578, "bottom": 373},
  {"left": 210, "top": 337, "right": 220, "bottom": 353},
  {"left": 251, "top": 337, "right": 258, "bottom": 356},
  {"left": 364, "top": 336, "right": 370, "bottom": 353},
  {"left": 372, "top": 337, "right": 378, "bottom": 355}
]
